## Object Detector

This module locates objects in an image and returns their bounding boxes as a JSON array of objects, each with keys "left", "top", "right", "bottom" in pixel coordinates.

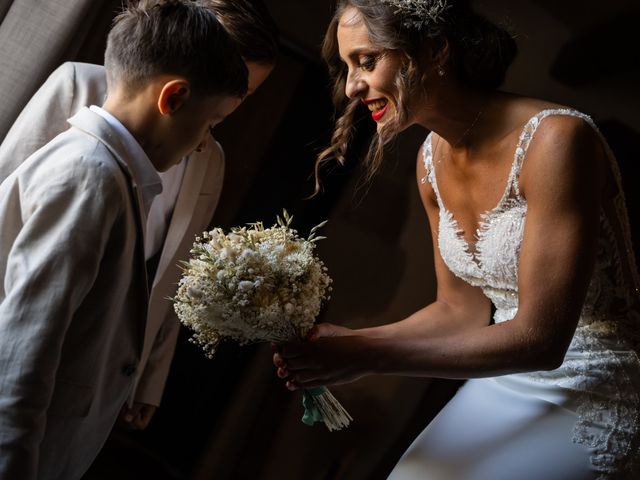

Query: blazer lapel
[
  {"left": 152, "top": 154, "right": 206, "bottom": 290},
  {"left": 67, "top": 107, "right": 149, "bottom": 234},
  {"left": 68, "top": 107, "right": 151, "bottom": 318}
]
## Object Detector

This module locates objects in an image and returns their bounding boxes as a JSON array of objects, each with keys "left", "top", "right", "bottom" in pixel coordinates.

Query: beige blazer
[
  {"left": 0, "top": 62, "right": 225, "bottom": 406},
  {"left": 0, "top": 107, "right": 149, "bottom": 480}
]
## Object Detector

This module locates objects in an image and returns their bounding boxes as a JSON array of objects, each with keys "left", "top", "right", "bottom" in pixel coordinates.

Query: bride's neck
[{"left": 413, "top": 85, "right": 500, "bottom": 149}]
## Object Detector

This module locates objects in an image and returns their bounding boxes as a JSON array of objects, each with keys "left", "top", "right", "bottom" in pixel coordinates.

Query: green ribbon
[{"left": 301, "top": 387, "right": 327, "bottom": 426}]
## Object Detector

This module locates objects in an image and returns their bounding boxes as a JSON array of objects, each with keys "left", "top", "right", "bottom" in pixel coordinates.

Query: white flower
[
  {"left": 187, "top": 286, "right": 203, "bottom": 299},
  {"left": 173, "top": 212, "right": 332, "bottom": 355},
  {"left": 220, "top": 247, "right": 235, "bottom": 261}
]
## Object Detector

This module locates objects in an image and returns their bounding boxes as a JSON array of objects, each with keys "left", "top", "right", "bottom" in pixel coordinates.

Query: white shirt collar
[{"left": 89, "top": 105, "right": 162, "bottom": 216}]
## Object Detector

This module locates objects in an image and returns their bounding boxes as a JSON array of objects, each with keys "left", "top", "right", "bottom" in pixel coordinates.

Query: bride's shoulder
[{"left": 498, "top": 94, "right": 593, "bottom": 140}]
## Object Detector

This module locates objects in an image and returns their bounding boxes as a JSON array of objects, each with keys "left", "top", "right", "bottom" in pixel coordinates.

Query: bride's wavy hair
[{"left": 314, "top": 0, "right": 517, "bottom": 193}]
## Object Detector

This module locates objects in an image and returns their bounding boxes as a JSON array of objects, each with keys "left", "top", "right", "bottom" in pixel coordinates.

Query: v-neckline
[
  {"left": 423, "top": 107, "right": 590, "bottom": 274},
  {"left": 428, "top": 133, "right": 522, "bottom": 256}
]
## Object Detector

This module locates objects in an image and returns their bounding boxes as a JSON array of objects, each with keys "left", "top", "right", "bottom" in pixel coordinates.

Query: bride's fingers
[
  {"left": 274, "top": 353, "right": 317, "bottom": 377},
  {"left": 285, "top": 379, "right": 298, "bottom": 390},
  {"left": 305, "top": 325, "right": 322, "bottom": 341},
  {"left": 273, "top": 352, "right": 286, "bottom": 368},
  {"left": 284, "top": 355, "right": 320, "bottom": 371},
  {"left": 280, "top": 342, "right": 305, "bottom": 359},
  {"left": 288, "top": 370, "right": 328, "bottom": 388}
]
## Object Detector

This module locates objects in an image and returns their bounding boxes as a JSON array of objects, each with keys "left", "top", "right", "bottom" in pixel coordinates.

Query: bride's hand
[
  {"left": 272, "top": 322, "right": 371, "bottom": 389},
  {"left": 305, "top": 322, "right": 353, "bottom": 341}
]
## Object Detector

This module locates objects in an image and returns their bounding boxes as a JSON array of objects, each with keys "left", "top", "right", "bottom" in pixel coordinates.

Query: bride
[{"left": 273, "top": 0, "right": 640, "bottom": 478}]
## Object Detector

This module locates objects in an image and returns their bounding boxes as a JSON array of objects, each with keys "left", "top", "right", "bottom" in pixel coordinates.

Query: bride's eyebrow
[{"left": 340, "top": 47, "right": 383, "bottom": 63}]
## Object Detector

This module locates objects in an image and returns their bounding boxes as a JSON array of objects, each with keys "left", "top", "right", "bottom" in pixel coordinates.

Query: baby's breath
[{"left": 173, "top": 211, "right": 332, "bottom": 358}]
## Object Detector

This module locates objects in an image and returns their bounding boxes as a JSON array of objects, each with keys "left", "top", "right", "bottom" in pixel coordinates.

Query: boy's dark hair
[
  {"left": 105, "top": 0, "right": 248, "bottom": 97},
  {"left": 205, "top": 0, "right": 279, "bottom": 64}
]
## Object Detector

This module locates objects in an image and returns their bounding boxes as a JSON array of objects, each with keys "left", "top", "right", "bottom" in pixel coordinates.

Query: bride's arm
[
  {"left": 277, "top": 117, "right": 604, "bottom": 387},
  {"left": 274, "top": 145, "right": 490, "bottom": 383},
  {"left": 354, "top": 145, "right": 493, "bottom": 341}
]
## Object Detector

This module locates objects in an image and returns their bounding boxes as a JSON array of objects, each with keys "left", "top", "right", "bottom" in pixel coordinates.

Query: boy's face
[
  {"left": 154, "top": 93, "right": 241, "bottom": 171},
  {"left": 148, "top": 62, "right": 275, "bottom": 172}
]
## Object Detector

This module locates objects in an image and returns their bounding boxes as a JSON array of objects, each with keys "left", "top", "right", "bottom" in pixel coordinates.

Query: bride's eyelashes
[
  {"left": 358, "top": 52, "right": 384, "bottom": 71},
  {"left": 359, "top": 55, "right": 377, "bottom": 71}
]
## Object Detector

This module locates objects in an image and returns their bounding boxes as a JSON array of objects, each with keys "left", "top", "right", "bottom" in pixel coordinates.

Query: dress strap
[
  {"left": 507, "top": 108, "right": 595, "bottom": 202},
  {"left": 420, "top": 132, "right": 444, "bottom": 208},
  {"left": 508, "top": 107, "right": 640, "bottom": 296}
]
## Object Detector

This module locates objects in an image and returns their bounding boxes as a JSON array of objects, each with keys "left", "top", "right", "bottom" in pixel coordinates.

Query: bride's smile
[{"left": 362, "top": 98, "right": 389, "bottom": 121}]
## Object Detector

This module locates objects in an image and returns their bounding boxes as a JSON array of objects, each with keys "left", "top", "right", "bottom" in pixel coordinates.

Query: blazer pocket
[{"left": 48, "top": 378, "right": 95, "bottom": 418}]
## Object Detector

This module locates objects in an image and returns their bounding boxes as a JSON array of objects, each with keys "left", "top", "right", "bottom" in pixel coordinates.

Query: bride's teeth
[{"left": 367, "top": 100, "right": 387, "bottom": 112}]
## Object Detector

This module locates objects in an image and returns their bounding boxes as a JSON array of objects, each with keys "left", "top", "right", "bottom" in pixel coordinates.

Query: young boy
[
  {"left": 0, "top": 1, "right": 247, "bottom": 479},
  {"left": 0, "top": 0, "right": 278, "bottom": 433}
]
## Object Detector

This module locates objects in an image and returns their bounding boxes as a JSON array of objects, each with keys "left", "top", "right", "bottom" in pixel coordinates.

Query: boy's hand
[{"left": 118, "top": 402, "right": 157, "bottom": 430}]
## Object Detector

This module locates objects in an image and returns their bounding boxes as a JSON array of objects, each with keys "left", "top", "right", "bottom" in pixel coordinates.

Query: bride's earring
[{"left": 437, "top": 66, "right": 445, "bottom": 77}]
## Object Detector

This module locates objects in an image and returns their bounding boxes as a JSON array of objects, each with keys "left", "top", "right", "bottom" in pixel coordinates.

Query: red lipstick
[
  {"left": 362, "top": 98, "right": 389, "bottom": 122},
  {"left": 371, "top": 104, "right": 389, "bottom": 122}
]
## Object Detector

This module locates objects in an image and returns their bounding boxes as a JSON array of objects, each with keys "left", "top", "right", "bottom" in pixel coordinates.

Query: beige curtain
[{"left": 0, "top": 0, "right": 120, "bottom": 141}]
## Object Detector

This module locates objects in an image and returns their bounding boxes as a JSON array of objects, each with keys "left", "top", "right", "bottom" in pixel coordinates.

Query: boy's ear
[{"left": 158, "top": 79, "right": 191, "bottom": 115}]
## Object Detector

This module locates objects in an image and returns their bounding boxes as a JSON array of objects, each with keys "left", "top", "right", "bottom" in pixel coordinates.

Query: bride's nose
[{"left": 345, "top": 71, "right": 365, "bottom": 99}]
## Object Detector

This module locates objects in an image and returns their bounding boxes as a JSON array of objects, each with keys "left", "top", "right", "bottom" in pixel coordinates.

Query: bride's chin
[{"left": 376, "top": 116, "right": 406, "bottom": 133}]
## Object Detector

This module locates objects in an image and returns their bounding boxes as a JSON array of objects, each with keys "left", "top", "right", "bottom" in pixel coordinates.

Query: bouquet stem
[{"left": 301, "top": 387, "right": 353, "bottom": 431}]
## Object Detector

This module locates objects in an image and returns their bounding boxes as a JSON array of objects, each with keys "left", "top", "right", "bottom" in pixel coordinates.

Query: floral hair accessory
[{"left": 381, "top": 0, "right": 451, "bottom": 29}]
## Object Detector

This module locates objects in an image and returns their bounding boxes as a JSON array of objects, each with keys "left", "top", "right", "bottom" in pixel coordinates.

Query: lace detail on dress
[
  {"left": 420, "top": 108, "right": 640, "bottom": 478},
  {"left": 421, "top": 127, "right": 529, "bottom": 308}
]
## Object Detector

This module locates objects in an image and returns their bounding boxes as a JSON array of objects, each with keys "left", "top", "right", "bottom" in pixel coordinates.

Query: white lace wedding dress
[{"left": 388, "top": 109, "right": 640, "bottom": 480}]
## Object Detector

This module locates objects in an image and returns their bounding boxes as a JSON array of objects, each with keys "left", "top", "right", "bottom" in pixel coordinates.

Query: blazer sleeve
[
  {"left": 0, "top": 155, "right": 122, "bottom": 480},
  {"left": 0, "top": 62, "right": 107, "bottom": 184},
  {"left": 132, "top": 140, "right": 226, "bottom": 407}
]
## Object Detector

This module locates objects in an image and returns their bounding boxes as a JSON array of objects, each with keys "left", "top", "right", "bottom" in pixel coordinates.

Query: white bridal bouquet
[{"left": 173, "top": 211, "right": 352, "bottom": 431}]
